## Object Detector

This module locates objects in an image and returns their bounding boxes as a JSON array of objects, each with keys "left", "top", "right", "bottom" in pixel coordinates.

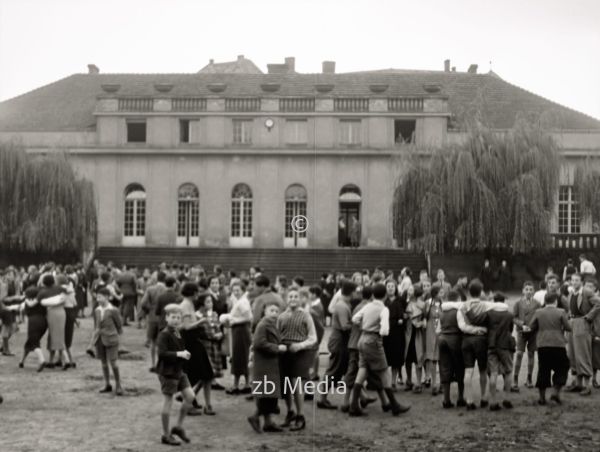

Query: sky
[{"left": 0, "top": 0, "right": 599, "bottom": 119}]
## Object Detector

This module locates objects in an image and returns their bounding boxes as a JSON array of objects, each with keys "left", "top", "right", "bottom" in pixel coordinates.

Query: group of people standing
[{"left": 1, "top": 255, "right": 600, "bottom": 446}]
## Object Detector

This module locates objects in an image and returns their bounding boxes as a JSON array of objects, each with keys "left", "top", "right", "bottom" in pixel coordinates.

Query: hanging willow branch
[
  {"left": 574, "top": 160, "right": 600, "bottom": 228},
  {"left": 392, "top": 115, "right": 561, "bottom": 254},
  {"left": 0, "top": 143, "right": 97, "bottom": 255}
]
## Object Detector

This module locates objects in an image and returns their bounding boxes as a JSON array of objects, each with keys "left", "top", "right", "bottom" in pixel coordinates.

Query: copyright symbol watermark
[{"left": 291, "top": 215, "right": 309, "bottom": 233}]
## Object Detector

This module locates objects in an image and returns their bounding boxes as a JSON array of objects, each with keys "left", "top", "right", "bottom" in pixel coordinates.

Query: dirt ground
[{"left": 1, "top": 299, "right": 600, "bottom": 452}]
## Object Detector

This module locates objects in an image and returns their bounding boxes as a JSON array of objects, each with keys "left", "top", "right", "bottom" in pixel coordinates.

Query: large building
[{"left": 1, "top": 56, "right": 600, "bottom": 263}]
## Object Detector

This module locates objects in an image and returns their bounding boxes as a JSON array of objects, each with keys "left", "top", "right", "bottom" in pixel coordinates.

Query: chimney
[
  {"left": 209, "top": 58, "right": 214, "bottom": 64},
  {"left": 451, "top": 66, "right": 456, "bottom": 72},
  {"left": 444, "top": 59, "right": 450, "bottom": 72},
  {"left": 87, "top": 64, "right": 99, "bottom": 74},
  {"left": 284, "top": 57, "right": 295, "bottom": 73},
  {"left": 237, "top": 55, "right": 244, "bottom": 61},
  {"left": 322, "top": 61, "right": 335, "bottom": 74},
  {"left": 467, "top": 64, "right": 478, "bottom": 74}
]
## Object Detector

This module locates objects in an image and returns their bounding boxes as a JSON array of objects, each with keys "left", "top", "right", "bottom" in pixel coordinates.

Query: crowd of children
[{"left": 1, "top": 254, "right": 600, "bottom": 445}]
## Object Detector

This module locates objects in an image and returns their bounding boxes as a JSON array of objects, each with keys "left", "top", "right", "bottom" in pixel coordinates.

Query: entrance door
[
  {"left": 339, "top": 184, "right": 362, "bottom": 247},
  {"left": 176, "top": 183, "right": 199, "bottom": 247},
  {"left": 338, "top": 203, "right": 360, "bottom": 247}
]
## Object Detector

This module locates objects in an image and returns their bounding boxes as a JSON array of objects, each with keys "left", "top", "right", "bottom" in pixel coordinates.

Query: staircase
[{"left": 96, "top": 247, "right": 426, "bottom": 282}]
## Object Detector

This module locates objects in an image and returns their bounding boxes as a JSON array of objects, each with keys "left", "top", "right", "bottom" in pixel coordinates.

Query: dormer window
[{"left": 127, "top": 120, "right": 146, "bottom": 143}]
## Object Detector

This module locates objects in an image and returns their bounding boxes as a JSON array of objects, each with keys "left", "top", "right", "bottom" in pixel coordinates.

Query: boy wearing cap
[{"left": 156, "top": 303, "right": 195, "bottom": 446}]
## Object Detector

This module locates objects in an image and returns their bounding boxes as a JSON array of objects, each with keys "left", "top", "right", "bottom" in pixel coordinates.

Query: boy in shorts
[
  {"left": 156, "top": 304, "right": 195, "bottom": 446},
  {"left": 485, "top": 293, "right": 515, "bottom": 411},
  {"left": 92, "top": 288, "right": 124, "bottom": 395}
]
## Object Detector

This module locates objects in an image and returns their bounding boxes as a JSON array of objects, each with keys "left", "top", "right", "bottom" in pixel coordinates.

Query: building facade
[{"left": 1, "top": 57, "right": 600, "bottom": 253}]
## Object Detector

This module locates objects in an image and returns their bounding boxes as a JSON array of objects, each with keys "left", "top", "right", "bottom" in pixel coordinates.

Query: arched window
[
  {"left": 231, "top": 183, "right": 253, "bottom": 245},
  {"left": 177, "top": 183, "right": 199, "bottom": 246},
  {"left": 123, "top": 183, "right": 146, "bottom": 245},
  {"left": 338, "top": 184, "right": 361, "bottom": 248},
  {"left": 284, "top": 184, "right": 308, "bottom": 247}
]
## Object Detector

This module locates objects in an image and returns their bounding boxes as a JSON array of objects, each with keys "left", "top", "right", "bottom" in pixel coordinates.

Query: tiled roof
[{"left": 0, "top": 70, "right": 598, "bottom": 132}]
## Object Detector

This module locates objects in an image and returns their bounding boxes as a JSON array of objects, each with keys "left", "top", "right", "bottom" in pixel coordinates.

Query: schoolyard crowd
[{"left": 0, "top": 254, "right": 599, "bottom": 446}]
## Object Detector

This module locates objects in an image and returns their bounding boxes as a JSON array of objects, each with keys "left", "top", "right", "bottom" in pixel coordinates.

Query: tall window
[
  {"left": 123, "top": 183, "right": 146, "bottom": 245},
  {"left": 126, "top": 120, "right": 146, "bottom": 143},
  {"left": 394, "top": 119, "right": 416, "bottom": 144},
  {"left": 233, "top": 119, "right": 253, "bottom": 144},
  {"left": 339, "top": 184, "right": 361, "bottom": 247},
  {"left": 558, "top": 185, "right": 580, "bottom": 234},
  {"left": 231, "top": 183, "right": 253, "bottom": 245},
  {"left": 179, "top": 119, "right": 191, "bottom": 143},
  {"left": 177, "top": 183, "right": 199, "bottom": 246},
  {"left": 339, "top": 119, "right": 361, "bottom": 146},
  {"left": 285, "top": 119, "right": 308, "bottom": 145},
  {"left": 284, "top": 184, "right": 307, "bottom": 248}
]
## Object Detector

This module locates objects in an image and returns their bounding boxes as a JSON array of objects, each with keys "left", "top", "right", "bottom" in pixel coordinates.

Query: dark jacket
[
  {"left": 156, "top": 326, "right": 186, "bottom": 378},
  {"left": 252, "top": 316, "right": 281, "bottom": 399},
  {"left": 93, "top": 306, "right": 122, "bottom": 347},
  {"left": 485, "top": 309, "right": 515, "bottom": 351},
  {"left": 529, "top": 305, "right": 571, "bottom": 348},
  {"left": 569, "top": 290, "right": 600, "bottom": 317}
]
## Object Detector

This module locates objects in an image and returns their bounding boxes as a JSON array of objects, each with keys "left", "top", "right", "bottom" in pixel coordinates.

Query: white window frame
[
  {"left": 122, "top": 184, "right": 146, "bottom": 246},
  {"left": 230, "top": 184, "right": 253, "bottom": 247},
  {"left": 558, "top": 185, "right": 580, "bottom": 234},
  {"left": 176, "top": 183, "right": 200, "bottom": 247},
  {"left": 232, "top": 119, "right": 253, "bottom": 145},
  {"left": 339, "top": 119, "right": 362, "bottom": 146},
  {"left": 285, "top": 119, "right": 308, "bottom": 146}
]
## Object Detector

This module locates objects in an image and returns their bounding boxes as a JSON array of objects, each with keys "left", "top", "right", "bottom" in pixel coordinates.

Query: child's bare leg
[
  {"left": 161, "top": 395, "right": 173, "bottom": 436},
  {"left": 176, "top": 387, "right": 194, "bottom": 428},
  {"left": 431, "top": 362, "right": 438, "bottom": 390},
  {"left": 203, "top": 381, "right": 212, "bottom": 407},
  {"left": 150, "top": 341, "right": 157, "bottom": 367},
  {"left": 502, "top": 374, "right": 511, "bottom": 401},
  {"left": 479, "top": 369, "right": 488, "bottom": 402},
  {"left": 463, "top": 368, "right": 474, "bottom": 404},
  {"left": 101, "top": 361, "right": 110, "bottom": 387},
  {"left": 110, "top": 360, "right": 122, "bottom": 392},
  {"left": 293, "top": 380, "right": 304, "bottom": 416},
  {"left": 489, "top": 372, "right": 498, "bottom": 405},
  {"left": 415, "top": 366, "right": 423, "bottom": 387}
]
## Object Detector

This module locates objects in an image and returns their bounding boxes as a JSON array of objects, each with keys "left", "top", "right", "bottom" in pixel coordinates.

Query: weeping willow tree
[
  {"left": 0, "top": 142, "right": 97, "bottom": 256},
  {"left": 392, "top": 114, "right": 561, "bottom": 254}
]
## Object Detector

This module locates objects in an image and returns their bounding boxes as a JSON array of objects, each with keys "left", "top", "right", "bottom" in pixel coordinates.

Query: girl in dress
[
  {"left": 39, "top": 275, "right": 71, "bottom": 370},
  {"left": 424, "top": 285, "right": 442, "bottom": 395},
  {"left": 179, "top": 282, "right": 215, "bottom": 415},
  {"left": 383, "top": 279, "right": 407, "bottom": 389},
  {"left": 196, "top": 293, "right": 224, "bottom": 386},
  {"left": 224, "top": 281, "right": 253, "bottom": 394},
  {"left": 19, "top": 286, "right": 47, "bottom": 371},
  {"left": 277, "top": 288, "right": 317, "bottom": 431},
  {"left": 57, "top": 274, "right": 78, "bottom": 368},
  {"left": 404, "top": 284, "right": 426, "bottom": 393}
]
